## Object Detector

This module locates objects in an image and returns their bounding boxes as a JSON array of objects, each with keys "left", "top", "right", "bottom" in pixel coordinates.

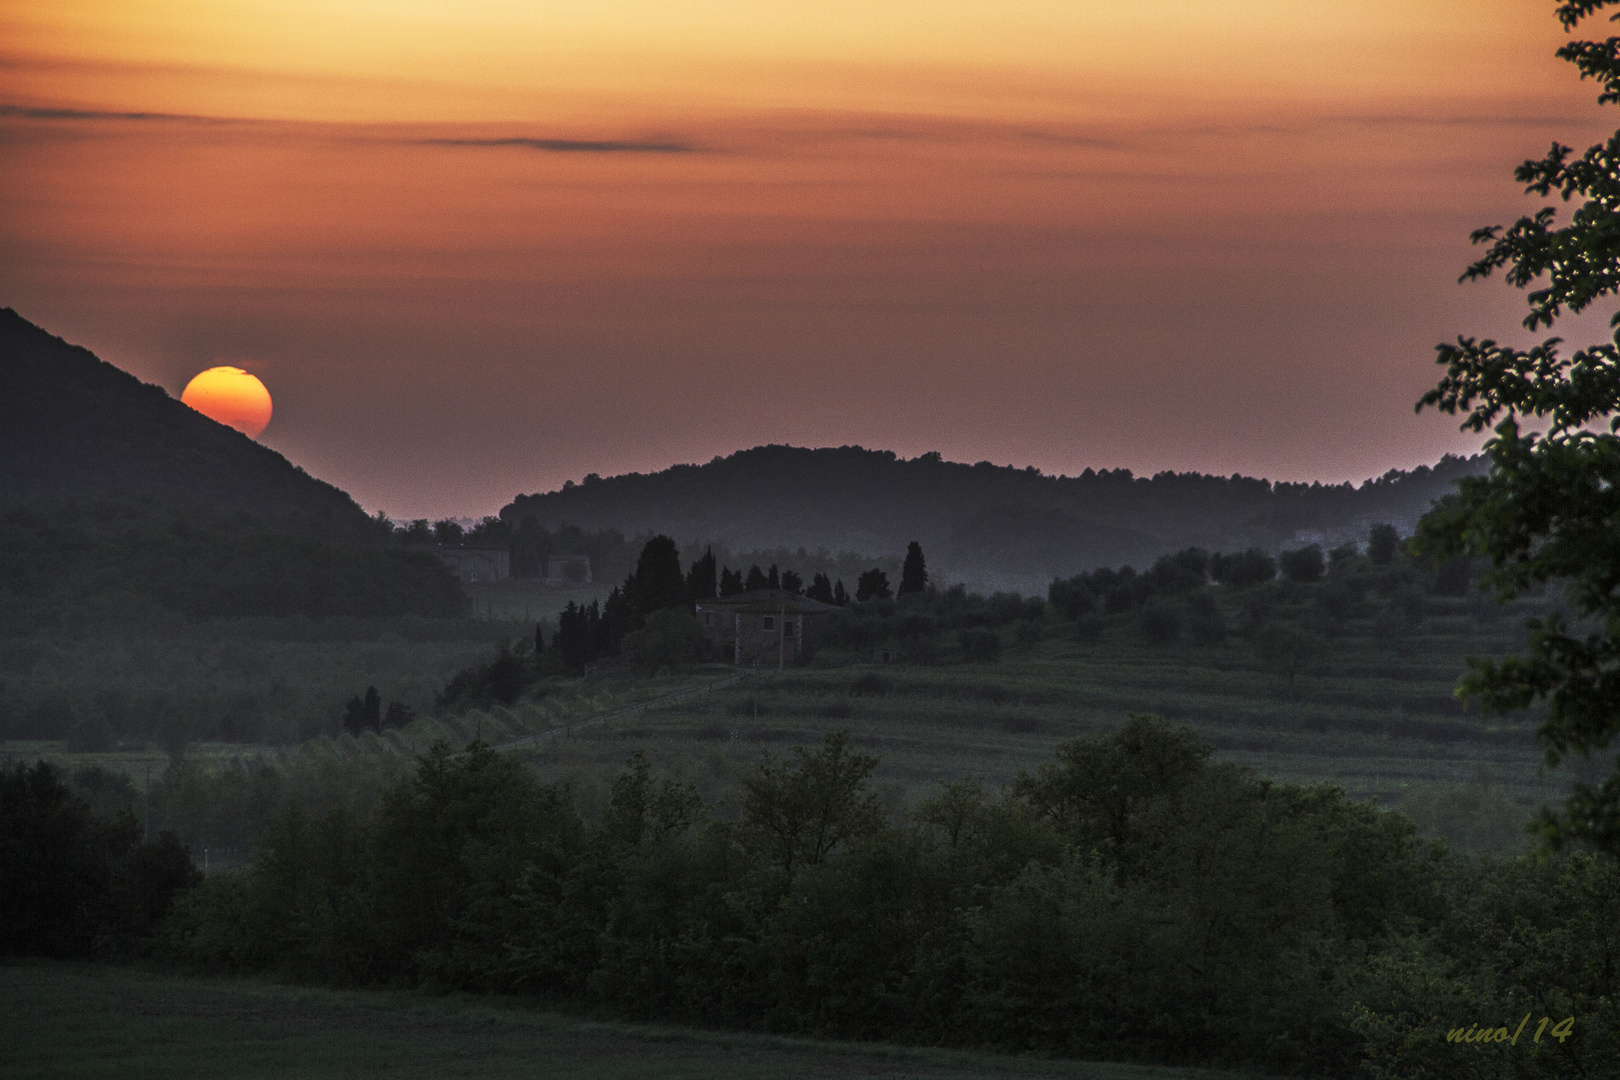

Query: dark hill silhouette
[
  {"left": 0, "top": 308, "right": 364, "bottom": 529},
  {"left": 501, "top": 445, "right": 1485, "bottom": 591},
  {"left": 0, "top": 309, "right": 464, "bottom": 625}
]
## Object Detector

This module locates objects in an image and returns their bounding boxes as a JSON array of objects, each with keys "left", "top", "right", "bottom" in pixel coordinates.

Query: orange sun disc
[{"left": 181, "top": 366, "right": 273, "bottom": 438}]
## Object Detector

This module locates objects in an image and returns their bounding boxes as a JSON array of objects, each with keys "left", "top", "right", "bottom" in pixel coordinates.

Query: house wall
[{"left": 697, "top": 606, "right": 825, "bottom": 665}]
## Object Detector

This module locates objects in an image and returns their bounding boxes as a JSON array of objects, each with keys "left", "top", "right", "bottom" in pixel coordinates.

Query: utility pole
[
  {"left": 778, "top": 602, "right": 785, "bottom": 672},
  {"left": 143, "top": 763, "right": 151, "bottom": 842}
]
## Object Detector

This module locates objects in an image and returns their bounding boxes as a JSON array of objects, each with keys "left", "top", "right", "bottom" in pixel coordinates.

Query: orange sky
[{"left": 1, "top": 1, "right": 1614, "bottom": 518}]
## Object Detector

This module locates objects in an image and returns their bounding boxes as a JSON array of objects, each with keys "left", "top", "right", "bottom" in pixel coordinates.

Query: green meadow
[
  {"left": 0, "top": 964, "right": 1251, "bottom": 1080},
  {"left": 4, "top": 572, "right": 1580, "bottom": 859}
]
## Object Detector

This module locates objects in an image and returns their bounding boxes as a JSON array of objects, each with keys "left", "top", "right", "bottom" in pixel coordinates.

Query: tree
[
  {"left": 685, "top": 546, "right": 717, "bottom": 601},
  {"left": 856, "top": 568, "right": 891, "bottom": 602},
  {"left": 1278, "top": 544, "right": 1325, "bottom": 584},
  {"left": 0, "top": 761, "right": 199, "bottom": 957},
  {"left": 1413, "top": 0, "right": 1620, "bottom": 853},
  {"left": 628, "top": 535, "right": 686, "bottom": 616},
  {"left": 1367, "top": 523, "right": 1399, "bottom": 565},
  {"left": 1137, "top": 601, "right": 1181, "bottom": 645},
  {"left": 833, "top": 579, "right": 850, "bottom": 605},
  {"left": 1252, "top": 623, "right": 1320, "bottom": 700},
  {"left": 740, "top": 730, "right": 884, "bottom": 875},
  {"left": 719, "top": 566, "right": 744, "bottom": 596},
  {"left": 1210, "top": 549, "right": 1276, "bottom": 588},
  {"left": 898, "top": 541, "right": 928, "bottom": 596},
  {"left": 958, "top": 626, "right": 1001, "bottom": 661},
  {"left": 745, "top": 565, "right": 769, "bottom": 592},
  {"left": 806, "top": 572, "right": 835, "bottom": 604},
  {"left": 779, "top": 569, "right": 804, "bottom": 595},
  {"left": 344, "top": 685, "right": 382, "bottom": 735},
  {"left": 553, "top": 600, "right": 595, "bottom": 675},
  {"left": 1011, "top": 714, "right": 1211, "bottom": 865}
]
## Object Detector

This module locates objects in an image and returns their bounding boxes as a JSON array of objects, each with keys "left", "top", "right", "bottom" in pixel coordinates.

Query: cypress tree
[
  {"left": 630, "top": 535, "right": 687, "bottom": 615},
  {"left": 898, "top": 541, "right": 928, "bottom": 596},
  {"left": 686, "top": 546, "right": 718, "bottom": 601}
]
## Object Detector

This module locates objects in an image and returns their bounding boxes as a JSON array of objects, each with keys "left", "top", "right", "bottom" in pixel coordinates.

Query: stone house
[
  {"left": 414, "top": 545, "right": 510, "bottom": 583},
  {"left": 695, "top": 589, "right": 842, "bottom": 667}
]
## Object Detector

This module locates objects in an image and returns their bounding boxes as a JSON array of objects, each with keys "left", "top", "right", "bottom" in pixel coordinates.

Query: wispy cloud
[
  {"left": 419, "top": 137, "right": 697, "bottom": 154},
  {"left": 0, "top": 103, "right": 215, "bottom": 122}
]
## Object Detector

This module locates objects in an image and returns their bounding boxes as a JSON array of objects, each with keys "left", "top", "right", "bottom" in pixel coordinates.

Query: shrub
[
  {"left": 1211, "top": 548, "right": 1277, "bottom": 587},
  {"left": 959, "top": 627, "right": 1002, "bottom": 662},
  {"left": 1137, "top": 602, "right": 1181, "bottom": 645},
  {"left": 850, "top": 672, "right": 891, "bottom": 696},
  {"left": 1185, "top": 591, "right": 1226, "bottom": 645},
  {"left": 1367, "top": 523, "right": 1399, "bottom": 565},
  {"left": 1278, "top": 544, "right": 1325, "bottom": 584}
]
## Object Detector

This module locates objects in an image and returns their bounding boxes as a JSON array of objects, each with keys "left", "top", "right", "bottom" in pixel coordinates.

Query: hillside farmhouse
[
  {"left": 414, "top": 544, "right": 510, "bottom": 583},
  {"left": 696, "top": 589, "right": 841, "bottom": 667},
  {"left": 545, "top": 554, "right": 592, "bottom": 585}
]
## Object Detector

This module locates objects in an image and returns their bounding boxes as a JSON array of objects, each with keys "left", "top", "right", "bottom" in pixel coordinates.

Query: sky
[{"left": 2, "top": 0, "right": 1616, "bottom": 519}]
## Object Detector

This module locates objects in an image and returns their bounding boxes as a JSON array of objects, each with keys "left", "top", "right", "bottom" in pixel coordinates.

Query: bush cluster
[{"left": 144, "top": 718, "right": 1609, "bottom": 1077}]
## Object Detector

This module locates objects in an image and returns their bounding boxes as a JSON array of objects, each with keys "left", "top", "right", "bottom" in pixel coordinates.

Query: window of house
[
  {"left": 763, "top": 616, "right": 774, "bottom": 630},
  {"left": 703, "top": 612, "right": 713, "bottom": 626}
]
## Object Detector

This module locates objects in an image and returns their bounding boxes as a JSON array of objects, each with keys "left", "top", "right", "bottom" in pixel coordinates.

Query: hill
[
  {"left": 499, "top": 445, "right": 1485, "bottom": 591},
  {"left": 0, "top": 309, "right": 464, "bottom": 625},
  {"left": 0, "top": 308, "right": 366, "bottom": 529}
]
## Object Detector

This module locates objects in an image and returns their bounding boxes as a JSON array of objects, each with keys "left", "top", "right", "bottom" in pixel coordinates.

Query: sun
[{"left": 181, "top": 367, "right": 273, "bottom": 438}]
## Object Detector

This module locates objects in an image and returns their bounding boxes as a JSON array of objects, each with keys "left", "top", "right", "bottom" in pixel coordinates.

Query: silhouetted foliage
[
  {"left": 628, "top": 535, "right": 687, "bottom": 616},
  {"left": 745, "top": 565, "right": 769, "bottom": 591},
  {"left": 343, "top": 686, "right": 382, "bottom": 736},
  {"left": 806, "top": 572, "right": 836, "bottom": 604},
  {"left": 1137, "top": 601, "right": 1181, "bottom": 645},
  {"left": 1367, "top": 522, "right": 1400, "bottom": 565},
  {"left": 741, "top": 730, "right": 883, "bottom": 875},
  {"left": 685, "top": 546, "right": 717, "bottom": 601},
  {"left": 856, "top": 569, "right": 892, "bottom": 602},
  {"left": 719, "top": 566, "right": 744, "bottom": 596},
  {"left": 159, "top": 720, "right": 1594, "bottom": 1077},
  {"left": 898, "top": 540, "right": 929, "bottom": 596},
  {"left": 958, "top": 626, "right": 1001, "bottom": 662},
  {"left": 1410, "top": 0, "right": 1620, "bottom": 853},
  {"left": 1, "top": 760, "right": 198, "bottom": 957},
  {"left": 497, "top": 441, "right": 1485, "bottom": 591},
  {"left": 1210, "top": 548, "right": 1277, "bottom": 588},
  {"left": 1279, "top": 544, "right": 1326, "bottom": 584}
]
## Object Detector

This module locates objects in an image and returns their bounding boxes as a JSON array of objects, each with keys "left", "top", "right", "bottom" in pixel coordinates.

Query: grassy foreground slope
[{"left": 0, "top": 964, "right": 1259, "bottom": 1080}]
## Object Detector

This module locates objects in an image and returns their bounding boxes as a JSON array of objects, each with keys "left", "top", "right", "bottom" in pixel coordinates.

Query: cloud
[
  {"left": 419, "top": 137, "right": 697, "bottom": 154},
  {"left": 0, "top": 103, "right": 214, "bottom": 122}
]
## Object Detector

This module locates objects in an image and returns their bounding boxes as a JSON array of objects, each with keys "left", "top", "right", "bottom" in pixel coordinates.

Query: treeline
[
  {"left": 395, "top": 514, "right": 903, "bottom": 607},
  {"left": 0, "top": 760, "right": 198, "bottom": 957},
  {"left": 523, "top": 537, "right": 908, "bottom": 678},
  {"left": 138, "top": 719, "right": 1616, "bottom": 1078},
  {"left": 494, "top": 444, "right": 1487, "bottom": 589},
  {"left": 0, "top": 500, "right": 468, "bottom": 632}
]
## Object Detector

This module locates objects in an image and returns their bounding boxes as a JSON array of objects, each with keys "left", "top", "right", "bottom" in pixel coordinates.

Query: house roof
[{"left": 696, "top": 589, "right": 843, "bottom": 615}]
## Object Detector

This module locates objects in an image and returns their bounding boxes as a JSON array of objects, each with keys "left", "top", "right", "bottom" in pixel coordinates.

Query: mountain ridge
[
  {"left": 0, "top": 307, "right": 367, "bottom": 531},
  {"left": 500, "top": 445, "right": 1485, "bottom": 591}
]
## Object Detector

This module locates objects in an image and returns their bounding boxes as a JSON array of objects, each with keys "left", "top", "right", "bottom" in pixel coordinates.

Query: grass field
[
  {"left": 4, "top": 577, "right": 1593, "bottom": 857},
  {"left": 512, "top": 591, "right": 1582, "bottom": 854},
  {"left": 0, "top": 963, "right": 1271, "bottom": 1080}
]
